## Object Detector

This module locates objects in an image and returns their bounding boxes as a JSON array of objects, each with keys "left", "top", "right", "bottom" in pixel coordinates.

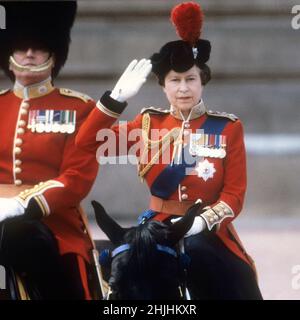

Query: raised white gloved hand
[
  {"left": 0, "top": 197, "right": 25, "bottom": 223},
  {"left": 110, "top": 59, "right": 152, "bottom": 102},
  {"left": 171, "top": 216, "right": 207, "bottom": 238}
]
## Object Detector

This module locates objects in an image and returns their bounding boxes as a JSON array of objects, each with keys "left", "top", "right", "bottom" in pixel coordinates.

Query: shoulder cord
[{"left": 138, "top": 113, "right": 181, "bottom": 179}]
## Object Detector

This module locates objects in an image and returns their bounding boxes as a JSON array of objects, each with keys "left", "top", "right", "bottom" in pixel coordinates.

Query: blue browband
[
  {"left": 111, "top": 243, "right": 178, "bottom": 259},
  {"left": 111, "top": 244, "right": 131, "bottom": 258},
  {"left": 156, "top": 244, "right": 178, "bottom": 258}
]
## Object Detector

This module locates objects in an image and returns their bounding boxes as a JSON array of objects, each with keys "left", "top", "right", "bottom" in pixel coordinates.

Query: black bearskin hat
[
  {"left": 0, "top": 1, "right": 77, "bottom": 80},
  {"left": 150, "top": 2, "right": 211, "bottom": 85}
]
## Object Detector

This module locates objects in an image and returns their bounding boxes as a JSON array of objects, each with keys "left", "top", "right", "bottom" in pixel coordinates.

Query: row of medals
[
  {"left": 189, "top": 133, "right": 227, "bottom": 159},
  {"left": 27, "top": 109, "right": 76, "bottom": 134}
]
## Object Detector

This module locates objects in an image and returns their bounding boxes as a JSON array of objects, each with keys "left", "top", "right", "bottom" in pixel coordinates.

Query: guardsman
[
  {"left": 0, "top": 2, "right": 102, "bottom": 299},
  {"left": 76, "top": 2, "right": 263, "bottom": 299}
]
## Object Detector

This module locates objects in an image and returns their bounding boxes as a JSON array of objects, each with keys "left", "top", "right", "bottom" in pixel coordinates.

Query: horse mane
[
  {"left": 109, "top": 221, "right": 179, "bottom": 299},
  {"left": 124, "top": 220, "right": 170, "bottom": 275}
]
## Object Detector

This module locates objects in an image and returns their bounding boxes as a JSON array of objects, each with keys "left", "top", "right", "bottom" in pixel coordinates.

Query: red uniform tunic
[
  {"left": 76, "top": 92, "right": 255, "bottom": 269},
  {"left": 0, "top": 79, "right": 100, "bottom": 264}
]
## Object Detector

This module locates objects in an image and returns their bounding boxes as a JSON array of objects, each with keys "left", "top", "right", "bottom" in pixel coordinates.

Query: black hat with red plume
[{"left": 150, "top": 2, "right": 211, "bottom": 84}]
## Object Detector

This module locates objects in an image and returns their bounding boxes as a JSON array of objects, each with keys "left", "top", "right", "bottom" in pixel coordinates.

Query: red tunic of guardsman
[
  {"left": 0, "top": 82, "right": 100, "bottom": 261},
  {"left": 76, "top": 94, "right": 253, "bottom": 268},
  {"left": 0, "top": 1, "right": 105, "bottom": 299}
]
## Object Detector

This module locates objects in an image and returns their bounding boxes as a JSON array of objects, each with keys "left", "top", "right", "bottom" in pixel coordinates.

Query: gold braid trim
[
  {"left": 138, "top": 114, "right": 181, "bottom": 179},
  {"left": 201, "top": 201, "right": 234, "bottom": 231},
  {"left": 16, "top": 180, "right": 64, "bottom": 211},
  {"left": 33, "top": 195, "right": 50, "bottom": 217},
  {"left": 96, "top": 100, "right": 120, "bottom": 118}
]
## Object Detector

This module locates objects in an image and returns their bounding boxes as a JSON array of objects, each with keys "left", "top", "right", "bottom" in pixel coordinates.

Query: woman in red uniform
[
  {"left": 0, "top": 2, "right": 100, "bottom": 299},
  {"left": 76, "top": 2, "right": 262, "bottom": 299}
]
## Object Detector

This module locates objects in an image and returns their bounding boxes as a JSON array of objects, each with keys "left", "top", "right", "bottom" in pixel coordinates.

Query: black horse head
[{"left": 91, "top": 200, "right": 200, "bottom": 300}]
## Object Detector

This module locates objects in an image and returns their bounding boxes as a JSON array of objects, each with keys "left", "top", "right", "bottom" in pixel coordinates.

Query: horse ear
[
  {"left": 167, "top": 202, "right": 201, "bottom": 245},
  {"left": 91, "top": 200, "right": 126, "bottom": 245}
]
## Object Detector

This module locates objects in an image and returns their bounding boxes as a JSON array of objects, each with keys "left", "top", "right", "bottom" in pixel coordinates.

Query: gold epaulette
[
  {"left": 0, "top": 88, "right": 10, "bottom": 96},
  {"left": 59, "top": 88, "right": 93, "bottom": 103},
  {"left": 206, "top": 110, "right": 238, "bottom": 122},
  {"left": 141, "top": 106, "right": 170, "bottom": 115}
]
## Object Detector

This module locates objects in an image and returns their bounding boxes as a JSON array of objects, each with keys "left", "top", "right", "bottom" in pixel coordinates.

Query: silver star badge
[{"left": 195, "top": 159, "right": 216, "bottom": 181}]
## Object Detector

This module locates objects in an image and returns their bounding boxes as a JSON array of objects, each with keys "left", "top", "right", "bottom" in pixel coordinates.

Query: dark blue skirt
[{"left": 184, "top": 231, "right": 263, "bottom": 300}]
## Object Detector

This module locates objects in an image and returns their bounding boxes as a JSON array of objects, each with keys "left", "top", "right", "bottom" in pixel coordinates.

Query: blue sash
[{"left": 150, "top": 116, "right": 229, "bottom": 199}]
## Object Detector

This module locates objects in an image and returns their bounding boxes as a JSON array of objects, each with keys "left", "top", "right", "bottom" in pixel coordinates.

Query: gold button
[
  {"left": 15, "top": 138, "right": 23, "bottom": 146},
  {"left": 184, "top": 123, "right": 190, "bottom": 128},
  {"left": 181, "top": 185, "right": 187, "bottom": 191},
  {"left": 20, "top": 102, "right": 30, "bottom": 109},
  {"left": 20, "top": 109, "right": 28, "bottom": 115},
  {"left": 181, "top": 194, "right": 188, "bottom": 200},
  {"left": 213, "top": 207, "right": 221, "bottom": 215},
  {"left": 18, "top": 120, "right": 26, "bottom": 127},
  {"left": 15, "top": 167, "right": 22, "bottom": 174},
  {"left": 15, "top": 159, "right": 22, "bottom": 166},
  {"left": 207, "top": 210, "right": 214, "bottom": 217},
  {"left": 38, "top": 86, "right": 47, "bottom": 94},
  {"left": 14, "top": 147, "right": 22, "bottom": 154},
  {"left": 183, "top": 130, "right": 189, "bottom": 136},
  {"left": 224, "top": 208, "right": 231, "bottom": 214},
  {"left": 17, "top": 128, "right": 25, "bottom": 134},
  {"left": 207, "top": 213, "right": 213, "bottom": 219},
  {"left": 15, "top": 179, "right": 22, "bottom": 186}
]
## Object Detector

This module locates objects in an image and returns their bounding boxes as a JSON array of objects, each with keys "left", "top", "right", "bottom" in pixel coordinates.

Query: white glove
[
  {"left": 171, "top": 216, "right": 207, "bottom": 238},
  {"left": 110, "top": 59, "right": 152, "bottom": 102},
  {"left": 0, "top": 197, "right": 25, "bottom": 223}
]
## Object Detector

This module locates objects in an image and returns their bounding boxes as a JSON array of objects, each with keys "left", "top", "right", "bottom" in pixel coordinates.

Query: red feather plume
[{"left": 171, "top": 2, "right": 204, "bottom": 46}]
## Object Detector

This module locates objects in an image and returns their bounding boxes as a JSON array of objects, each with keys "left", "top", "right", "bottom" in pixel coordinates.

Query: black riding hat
[{"left": 150, "top": 2, "right": 211, "bottom": 83}]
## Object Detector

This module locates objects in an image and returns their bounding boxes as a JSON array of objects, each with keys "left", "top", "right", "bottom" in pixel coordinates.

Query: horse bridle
[
  {"left": 103, "top": 241, "right": 188, "bottom": 300},
  {"left": 111, "top": 243, "right": 178, "bottom": 259},
  {"left": 103, "top": 210, "right": 190, "bottom": 300}
]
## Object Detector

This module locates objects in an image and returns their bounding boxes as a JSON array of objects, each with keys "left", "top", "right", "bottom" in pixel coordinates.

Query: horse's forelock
[
  {"left": 109, "top": 220, "right": 181, "bottom": 299},
  {"left": 111, "top": 221, "right": 170, "bottom": 280},
  {"left": 124, "top": 221, "right": 169, "bottom": 242}
]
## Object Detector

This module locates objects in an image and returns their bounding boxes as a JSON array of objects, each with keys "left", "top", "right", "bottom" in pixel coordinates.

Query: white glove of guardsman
[
  {"left": 0, "top": 197, "right": 25, "bottom": 223},
  {"left": 110, "top": 59, "right": 152, "bottom": 102}
]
